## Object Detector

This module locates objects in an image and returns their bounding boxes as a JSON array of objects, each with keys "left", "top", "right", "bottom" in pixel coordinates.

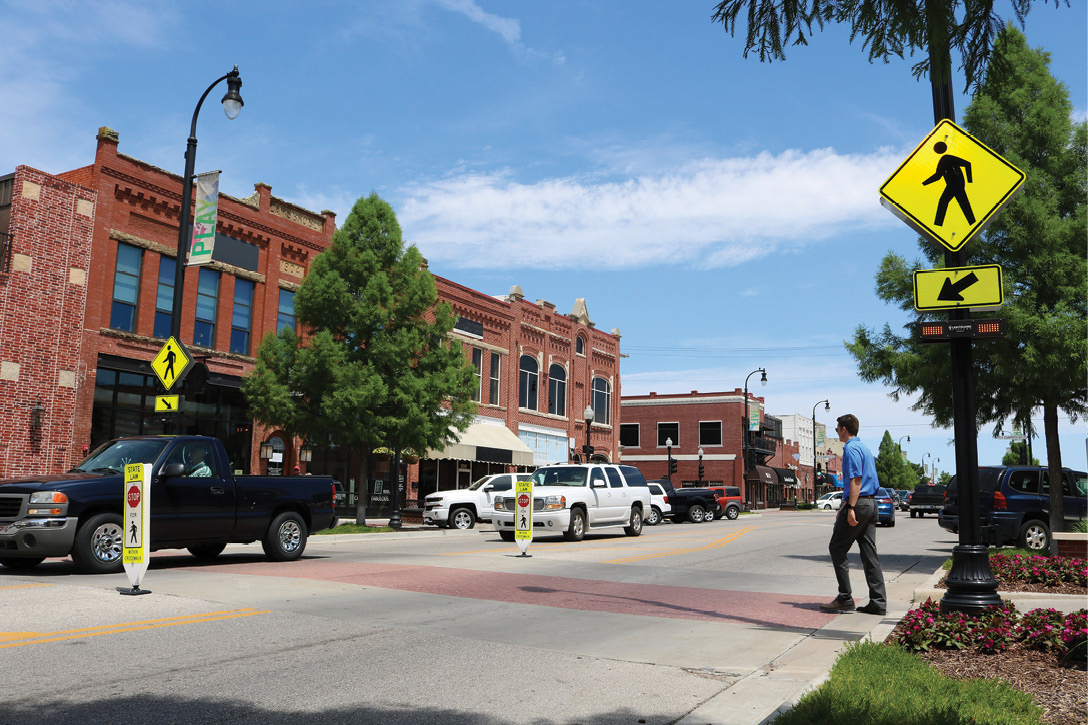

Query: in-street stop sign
[{"left": 880, "top": 119, "right": 1025, "bottom": 252}]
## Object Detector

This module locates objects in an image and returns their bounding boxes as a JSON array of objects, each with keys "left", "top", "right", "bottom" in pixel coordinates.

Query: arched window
[
  {"left": 591, "top": 377, "right": 611, "bottom": 425},
  {"left": 519, "top": 355, "right": 538, "bottom": 411},
  {"left": 576, "top": 336, "right": 585, "bottom": 356},
  {"left": 548, "top": 363, "right": 566, "bottom": 416}
]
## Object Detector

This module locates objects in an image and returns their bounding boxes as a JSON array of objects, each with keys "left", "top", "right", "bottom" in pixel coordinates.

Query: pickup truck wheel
[
  {"left": 563, "top": 509, "right": 586, "bottom": 541},
  {"left": 703, "top": 508, "right": 716, "bottom": 522},
  {"left": 687, "top": 504, "right": 706, "bottom": 524},
  {"left": 910, "top": 510, "right": 917, "bottom": 518},
  {"left": 449, "top": 507, "right": 475, "bottom": 530},
  {"left": 1017, "top": 519, "right": 1050, "bottom": 551},
  {"left": 262, "top": 512, "right": 308, "bottom": 562},
  {"left": 0, "top": 557, "right": 45, "bottom": 570},
  {"left": 646, "top": 506, "right": 662, "bottom": 526},
  {"left": 71, "top": 513, "right": 125, "bottom": 574},
  {"left": 187, "top": 543, "right": 227, "bottom": 560},
  {"left": 724, "top": 505, "right": 740, "bottom": 520},
  {"left": 498, "top": 530, "right": 515, "bottom": 542},
  {"left": 624, "top": 507, "right": 643, "bottom": 537}
]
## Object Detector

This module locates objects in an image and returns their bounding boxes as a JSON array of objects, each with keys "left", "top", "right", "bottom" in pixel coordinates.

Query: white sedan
[{"left": 816, "top": 491, "right": 843, "bottom": 510}]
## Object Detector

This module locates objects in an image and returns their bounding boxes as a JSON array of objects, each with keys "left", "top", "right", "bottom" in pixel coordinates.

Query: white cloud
[
  {"left": 433, "top": 0, "right": 564, "bottom": 65},
  {"left": 399, "top": 147, "right": 905, "bottom": 270}
]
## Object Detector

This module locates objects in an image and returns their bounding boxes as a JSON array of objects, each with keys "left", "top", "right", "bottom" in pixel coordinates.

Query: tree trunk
[{"left": 1044, "top": 401, "right": 1064, "bottom": 554}]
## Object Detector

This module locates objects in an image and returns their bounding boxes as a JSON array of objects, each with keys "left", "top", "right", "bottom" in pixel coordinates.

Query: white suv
[
  {"left": 492, "top": 463, "right": 652, "bottom": 542},
  {"left": 423, "top": 473, "right": 533, "bottom": 529}
]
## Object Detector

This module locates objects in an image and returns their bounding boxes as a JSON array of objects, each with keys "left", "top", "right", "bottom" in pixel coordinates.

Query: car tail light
[
  {"left": 663, "top": 496, "right": 669, "bottom": 503},
  {"left": 992, "top": 490, "right": 1007, "bottom": 510}
]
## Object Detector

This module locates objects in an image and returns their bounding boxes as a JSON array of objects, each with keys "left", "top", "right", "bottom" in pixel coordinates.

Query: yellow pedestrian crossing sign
[
  {"left": 880, "top": 120, "right": 1025, "bottom": 253},
  {"left": 151, "top": 336, "right": 194, "bottom": 391},
  {"left": 913, "top": 264, "right": 1004, "bottom": 312}
]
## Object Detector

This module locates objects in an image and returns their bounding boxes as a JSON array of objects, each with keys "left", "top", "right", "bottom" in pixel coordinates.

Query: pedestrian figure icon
[
  {"left": 922, "top": 141, "right": 975, "bottom": 226},
  {"left": 129, "top": 521, "right": 138, "bottom": 545},
  {"left": 164, "top": 345, "right": 177, "bottom": 384}
]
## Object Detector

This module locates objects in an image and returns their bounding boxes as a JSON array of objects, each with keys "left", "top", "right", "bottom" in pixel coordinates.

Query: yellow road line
[
  {"left": 0, "top": 582, "right": 54, "bottom": 591},
  {"left": 605, "top": 526, "right": 757, "bottom": 564},
  {"left": 0, "top": 607, "right": 270, "bottom": 649}
]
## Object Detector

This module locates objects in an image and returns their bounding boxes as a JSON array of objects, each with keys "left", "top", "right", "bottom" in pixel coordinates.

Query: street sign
[
  {"left": 154, "top": 395, "right": 180, "bottom": 412},
  {"left": 514, "top": 480, "right": 532, "bottom": 557},
  {"left": 880, "top": 120, "right": 1025, "bottom": 252},
  {"left": 913, "top": 264, "right": 1004, "bottom": 312},
  {"left": 916, "top": 318, "right": 1006, "bottom": 343},
  {"left": 121, "top": 462, "right": 151, "bottom": 594},
  {"left": 150, "top": 336, "right": 194, "bottom": 391}
]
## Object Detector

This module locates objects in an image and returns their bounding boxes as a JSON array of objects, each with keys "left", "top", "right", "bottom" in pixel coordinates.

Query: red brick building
[
  {"left": 0, "top": 127, "right": 622, "bottom": 518},
  {"left": 0, "top": 127, "right": 335, "bottom": 479},
  {"left": 619, "top": 390, "right": 800, "bottom": 508}
]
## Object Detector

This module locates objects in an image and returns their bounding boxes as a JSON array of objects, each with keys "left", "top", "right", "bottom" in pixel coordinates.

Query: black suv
[{"left": 938, "top": 466, "right": 1088, "bottom": 551}]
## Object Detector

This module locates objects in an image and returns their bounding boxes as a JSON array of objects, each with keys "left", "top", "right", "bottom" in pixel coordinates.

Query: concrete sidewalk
[{"left": 678, "top": 564, "right": 1086, "bottom": 725}]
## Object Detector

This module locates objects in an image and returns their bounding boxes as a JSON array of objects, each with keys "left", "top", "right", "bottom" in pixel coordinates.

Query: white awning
[{"left": 426, "top": 423, "right": 535, "bottom": 467}]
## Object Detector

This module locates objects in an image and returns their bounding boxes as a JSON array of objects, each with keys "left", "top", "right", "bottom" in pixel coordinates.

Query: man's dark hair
[{"left": 836, "top": 414, "right": 859, "bottom": 437}]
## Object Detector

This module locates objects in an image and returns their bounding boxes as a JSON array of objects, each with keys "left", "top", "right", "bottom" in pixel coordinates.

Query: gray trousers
[{"left": 828, "top": 498, "right": 886, "bottom": 606}]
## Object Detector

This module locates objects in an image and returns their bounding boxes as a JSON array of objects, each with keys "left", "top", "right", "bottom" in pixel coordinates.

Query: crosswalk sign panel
[
  {"left": 150, "top": 337, "right": 194, "bottom": 391},
  {"left": 880, "top": 120, "right": 1025, "bottom": 253}
]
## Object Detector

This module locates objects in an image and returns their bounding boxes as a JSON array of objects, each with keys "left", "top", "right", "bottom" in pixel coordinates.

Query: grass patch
[
  {"left": 316, "top": 523, "right": 395, "bottom": 535},
  {"left": 774, "top": 640, "right": 1043, "bottom": 725}
]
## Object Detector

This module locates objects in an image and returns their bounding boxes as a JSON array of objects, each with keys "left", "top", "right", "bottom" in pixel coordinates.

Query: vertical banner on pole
[
  {"left": 748, "top": 406, "right": 759, "bottom": 432},
  {"left": 120, "top": 463, "right": 151, "bottom": 595},
  {"left": 187, "top": 171, "right": 220, "bottom": 267},
  {"left": 514, "top": 480, "right": 533, "bottom": 557}
]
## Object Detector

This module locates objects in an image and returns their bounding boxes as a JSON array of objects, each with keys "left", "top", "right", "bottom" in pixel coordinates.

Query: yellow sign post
[
  {"left": 120, "top": 462, "right": 151, "bottom": 595},
  {"left": 150, "top": 336, "right": 194, "bottom": 392},
  {"left": 880, "top": 119, "right": 1025, "bottom": 252},
  {"left": 514, "top": 480, "right": 533, "bottom": 557},
  {"left": 913, "top": 264, "right": 1004, "bottom": 312}
]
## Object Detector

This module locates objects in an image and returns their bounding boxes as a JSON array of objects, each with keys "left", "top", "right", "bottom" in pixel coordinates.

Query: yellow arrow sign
[
  {"left": 154, "top": 395, "right": 180, "bottom": 412},
  {"left": 150, "top": 336, "right": 193, "bottom": 391},
  {"left": 913, "top": 264, "right": 1004, "bottom": 312},
  {"left": 880, "top": 120, "right": 1025, "bottom": 253}
]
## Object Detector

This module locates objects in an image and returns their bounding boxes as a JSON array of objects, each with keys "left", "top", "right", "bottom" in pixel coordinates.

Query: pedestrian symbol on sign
[{"left": 922, "top": 142, "right": 975, "bottom": 226}]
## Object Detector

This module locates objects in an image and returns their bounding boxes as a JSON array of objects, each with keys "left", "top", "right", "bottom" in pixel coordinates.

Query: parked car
[
  {"left": 0, "top": 436, "right": 336, "bottom": 573},
  {"left": 876, "top": 487, "right": 896, "bottom": 527},
  {"left": 706, "top": 486, "right": 744, "bottom": 520},
  {"left": 423, "top": 472, "right": 533, "bottom": 529},
  {"left": 648, "top": 479, "right": 721, "bottom": 523},
  {"left": 938, "top": 466, "right": 1088, "bottom": 551},
  {"left": 908, "top": 484, "right": 947, "bottom": 518},
  {"left": 645, "top": 481, "right": 673, "bottom": 525},
  {"left": 492, "top": 463, "right": 651, "bottom": 542},
  {"left": 896, "top": 490, "right": 912, "bottom": 511},
  {"left": 816, "top": 491, "right": 843, "bottom": 510}
]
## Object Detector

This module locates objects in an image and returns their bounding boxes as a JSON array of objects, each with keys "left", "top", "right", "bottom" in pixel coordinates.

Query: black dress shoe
[
  {"left": 819, "top": 595, "right": 855, "bottom": 612},
  {"left": 856, "top": 602, "right": 886, "bottom": 615}
]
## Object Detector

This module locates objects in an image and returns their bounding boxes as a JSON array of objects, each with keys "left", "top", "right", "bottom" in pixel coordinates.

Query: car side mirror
[
  {"left": 591, "top": 480, "right": 607, "bottom": 489},
  {"left": 160, "top": 462, "right": 186, "bottom": 479},
  {"left": 483, "top": 485, "right": 494, "bottom": 492}
]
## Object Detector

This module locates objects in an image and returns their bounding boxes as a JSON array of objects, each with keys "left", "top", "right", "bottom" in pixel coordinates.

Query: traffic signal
[
  {"left": 668, "top": 458, "right": 677, "bottom": 475},
  {"left": 699, "top": 462, "right": 705, "bottom": 478}
]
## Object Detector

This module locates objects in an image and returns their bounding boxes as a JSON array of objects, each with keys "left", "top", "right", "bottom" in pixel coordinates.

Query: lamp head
[
  {"left": 823, "top": 401, "right": 830, "bottom": 412},
  {"left": 760, "top": 369, "right": 767, "bottom": 386},
  {"left": 584, "top": 404, "right": 594, "bottom": 423},
  {"left": 665, "top": 437, "right": 673, "bottom": 448},
  {"left": 221, "top": 66, "right": 244, "bottom": 120}
]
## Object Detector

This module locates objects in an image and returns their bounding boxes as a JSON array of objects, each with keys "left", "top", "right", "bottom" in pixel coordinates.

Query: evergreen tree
[
  {"left": 846, "top": 25, "right": 1085, "bottom": 540},
  {"left": 876, "top": 430, "right": 915, "bottom": 491},
  {"left": 243, "top": 193, "right": 478, "bottom": 519}
]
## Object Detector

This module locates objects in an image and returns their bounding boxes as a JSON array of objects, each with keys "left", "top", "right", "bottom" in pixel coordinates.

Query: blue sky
[{"left": 2, "top": 1, "right": 1085, "bottom": 475}]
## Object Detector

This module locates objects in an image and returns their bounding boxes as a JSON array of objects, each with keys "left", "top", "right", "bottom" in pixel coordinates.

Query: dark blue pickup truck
[{"left": 0, "top": 436, "right": 336, "bottom": 573}]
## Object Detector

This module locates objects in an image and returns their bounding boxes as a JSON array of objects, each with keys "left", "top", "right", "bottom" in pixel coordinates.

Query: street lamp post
[
  {"left": 933, "top": 458, "right": 940, "bottom": 484},
  {"left": 697, "top": 447, "right": 704, "bottom": 486},
  {"left": 811, "top": 399, "right": 830, "bottom": 503},
  {"left": 665, "top": 437, "right": 673, "bottom": 483},
  {"left": 583, "top": 404, "right": 595, "bottom": 462},
  {"left": 170, "top": 66, "right": 244, "bottom": 345},
  {"left": 742, "top": 368, "right": 767, "bottom": 504},
  {"left": 921, "top": 453, "right": 932, "bottom": 484}
]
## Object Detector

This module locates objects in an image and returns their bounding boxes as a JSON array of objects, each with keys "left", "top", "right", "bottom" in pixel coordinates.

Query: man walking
[{"left": 819, "top": 414, "right": 887, "bottom": 615}]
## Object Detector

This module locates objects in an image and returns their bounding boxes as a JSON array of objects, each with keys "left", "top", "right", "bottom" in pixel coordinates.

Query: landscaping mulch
[
  {"left": 919, "top": 646, "right": 1086, "bottom": 725},
  {"left": 911, "top": 576, "right": 1087, "bottom": 724}
]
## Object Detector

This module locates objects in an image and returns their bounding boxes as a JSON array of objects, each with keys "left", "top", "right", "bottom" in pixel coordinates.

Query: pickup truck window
[
  {"left": 164, "top": 443, "right": 219, "bottom": 478},
  {"left": 71, "top": 439, "right": 169, "bottom": 474},
  {"left": 532, "top": 467, "right": 587, "bottom": 487}
]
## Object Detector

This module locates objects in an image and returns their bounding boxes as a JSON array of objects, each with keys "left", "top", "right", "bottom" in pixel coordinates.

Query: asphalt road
[{"left": 0, "top": 509, "right": 955, "bottom": 724}]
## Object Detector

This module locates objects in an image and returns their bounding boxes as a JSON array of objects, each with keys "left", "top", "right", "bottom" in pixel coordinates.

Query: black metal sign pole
[{"left": 927, "top": 21, "right": 1001, "bottom": 613}]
